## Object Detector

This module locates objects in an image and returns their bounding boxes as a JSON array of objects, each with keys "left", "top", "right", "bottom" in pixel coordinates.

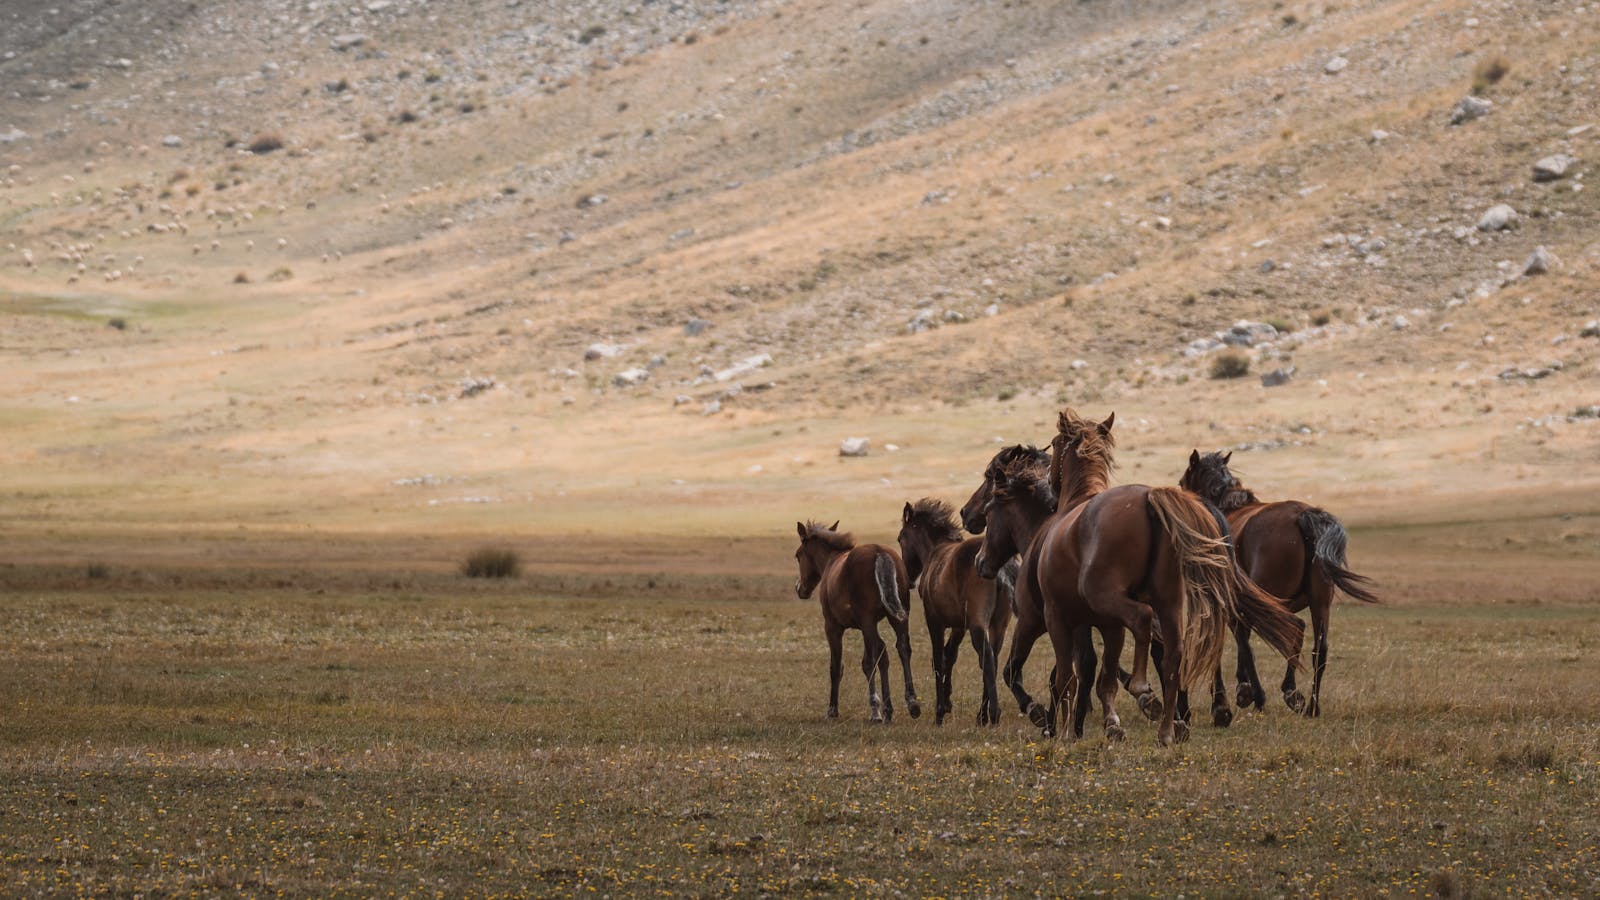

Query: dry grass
[{"left": 0, "top": 531, "right": 1595, "bottom": 897}]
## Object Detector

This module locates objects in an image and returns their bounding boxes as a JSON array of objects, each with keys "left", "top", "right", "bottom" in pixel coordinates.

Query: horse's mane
[
  {"left": 1053, "top": 408, "right": 1117, "bottom": 504},
  {"left": 994, "top": 455, "right": 1057, "bottom": 511},
  {"left": 802, "top": 520, "right": 855, "bottom": 551},
  {"left": 905, "top": 498, "right": 963, "bottom": 544}
]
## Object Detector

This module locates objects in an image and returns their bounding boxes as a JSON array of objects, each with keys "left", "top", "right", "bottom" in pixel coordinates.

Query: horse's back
[
  {"left": 1231, "top": 500, "right": 1313, "bottom": 600},
  {"left": 825, "top": 544, "right": 907, "bottom": 626}
]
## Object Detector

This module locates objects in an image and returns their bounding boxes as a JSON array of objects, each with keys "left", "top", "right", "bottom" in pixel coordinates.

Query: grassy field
[{"left": 0, "top": 531, "right": 1596, "bottom": 898}]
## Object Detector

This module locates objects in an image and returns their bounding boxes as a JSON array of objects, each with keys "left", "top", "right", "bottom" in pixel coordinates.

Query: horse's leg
[
  {"left": 861, "top": 630, "right": 885, "bottom": 723},
  {"left": 893, "top": 614, "right": 920, "bottom": 719},
  {"left": 929, "top": 625, "right": 948, "bottom": 725},
  {"left": 1071, "top": 625, "right": 1098, "bottom": 739},
  {"left": 1003, "top": 606, "right": 1049, "bottom": 728},
  {"left": 1118, "top": 603, "right": 1159, "bottom": 724},
  {"left": 1096, "top": 625, "right": 1126, "bottom": 742},
  {"left": 1304, "top": 584, "right": 1332, "bottom": 718},
  {"left": 1154, "top": 607, "right": 1187, "bottom": 746},
  {"left": 1151, "top": 642, "right": 1193, "bottom": 725},
  {"left": 1233, "top": 618, "right": 1265, "bottom": 710},
  {"left": 1041, "top": 601, "right": 1079, "bottom": 740},
  {"left": 1210, "top": 662, "right": 1233, "bottom": 728},
  {"left": 825, "top": 622, "right": 844, "bottom": 720},
  {"left": 939, "top": 627, "right": 962, "bottom": 724},
  {"left": 969, "top": 625, "right": 999, "bottom": 726}
]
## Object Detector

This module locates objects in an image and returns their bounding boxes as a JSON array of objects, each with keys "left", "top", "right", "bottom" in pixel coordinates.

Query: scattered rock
[
  {"left": 0, "top": 127, "right": 28, "bottom": 144},
  {"left": 1369, "top": 129, "right": 1391, "bottom": 142},
  {"left": 584, "top": 342, "right": 622, "bottom": 361},
  {"left": 331, "top": 34, "right": 370, "bottom": 52},
  {"left": 703, "top": 399, "right": 722, "bottom": 415},
  {"left": 647, "top": 355, "right": 667, "bottom": 370},
  {"left": 161, "top": 134, "right": 183, "bottom": 148},
  {"left": 1499, "top": 366, "right": 1556, "bottom": 382},
  {"left": 1324, "top": 56, "right": 1349, "bottom": 75},
  {"left": 1222, "top": 321, "right": 1278, "bottom": 347},
  {"left": 1258, "top": 258, "right": 1277, "bottom": 274},
  {"left": 1580, "top": 320, "right": 1599, "bottom": 339},
  {"left": 907, "top": 309, "right": 939, "bottom": 333},
  {"left": 839, "top": 437, "right": 870, "bottom": 457},
  {"left": 714, "top": 353, "right": 772, "bottom": 382},
  {"left": 673, "top": 394, "right": 692, "bottom": 406},
  {"left": 459, "top": 375, "right": 496, "bottom": 398},
  {"left": 684, "top": 318, "right": 711, "bottom": 337},
  {"left": 1523, "top": 246, "right": 1559, "bottom": 276},
  {"left": 1449, "top": 96, "right": 1492, "bottom": 125},
  {"left": 1260, "top": 366, "right": 1295, "bottom": 387},
  {"left": 1532, "top": 154, "right": 1577, "bottom": 182},
  {"left": 1571, "top": 405, "right": 1600, "bottom": 420},
  {"left": 1392, "top": 315, "right": 1411, "bottom": 330},
  {"left": 614, "top": 368, "right": 649, "bottom": 387},
  {"left": 1477, "top": 204, "right": 1517, "bottom": 232}
]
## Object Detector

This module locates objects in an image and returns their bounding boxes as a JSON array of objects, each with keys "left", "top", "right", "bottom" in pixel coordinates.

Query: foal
[
  {"left": 793, "top": 520, "right": 922, "bottom": 722},
  {"left": 1181, "top": 451, "right": 1378, "bottom": 716},
  {"left": 898, "top": 499, "right": 1012, "bottom": 725}
]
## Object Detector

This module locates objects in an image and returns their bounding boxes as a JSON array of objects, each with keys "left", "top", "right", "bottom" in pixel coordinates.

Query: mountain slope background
[{"left": 3, "top": 0, "right": 1598, "bottom": 560}]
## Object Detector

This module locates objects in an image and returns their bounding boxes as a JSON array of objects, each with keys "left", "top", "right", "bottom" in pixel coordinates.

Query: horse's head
[
  {"left": 1179, "top": 450, "right": 1236, "bottom": 506},
  {"left": 897, "top": 499, "right": 960, "bottom": 585},
  {"left": 793, "top": 519, "right": 847, "bottom": 599},
  {"left": 962, "top": 444, "right": 1048, "bottom": 533},
  {"left": 974, "top": 463, "right": 1046, "bottom": 580},
  {"left": 1049, "top": 411, "right": 1116, "bottom": 507}
]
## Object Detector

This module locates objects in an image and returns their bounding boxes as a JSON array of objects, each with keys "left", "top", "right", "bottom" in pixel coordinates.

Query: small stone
[
  {"left": 684, "top": 318, "right": 710, "bottom": 337},
  {"left": 839, "top": 437, "right": 870, "bottom": 457},
  {"left": 1580, "top": 320, "right": 1599, "bottom": 339},
  {"left": 1369, "top": 129, "right": 1391, "bottom": 142},
  {"left": 702, "top": 399, "right": 721, "bottom": 415},
  {"left": 1449, "top": 96, "right": 1493, "bottom": 126},
  {"left": 614, "top": 368, "right": 649, "bottom": 387},
  {"left": 1259, "top": 258, "right": 1277, "bottom": 274},
  {"left": 1260, "top": 366, "right": 1295, "bottom": 387},
  {"left": 1324, "top": 56, "right": 1349, "bottom": 74},
  {"left": 584, "top": 343, "right": 621, "bottom": 361},
  {"left": 1477, "top": 204, "right": 1517, "bottom": 231},
  {"left": 1532, "top": 154, "right": 1577, "bottom": 182},
  {"left": 331, "top": 34, "right": 369, "bottom": 51},
  {"left": 161, "top": 134, "right": 183, "bottom": 148},
  {"left": 1392, "top": 315, "right": 1411, "bottom": 330},
  {"left": 1523, "top": 246, "right": 1559, "bottom": 276}
]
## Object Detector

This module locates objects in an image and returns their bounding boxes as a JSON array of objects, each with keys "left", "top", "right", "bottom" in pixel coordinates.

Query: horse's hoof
[
  {"left": 1213, "top": 706, "right": 1234, "bottom": 729},
  {"left": 1235, "top": 683, "right": 1254, "bottom": 708},
  {"left": 1027, "top": 703, "right": 1049, "bottom": 729},
  {"left": 1105, "top": 723, "right": 1125, "bottom": 743},
  {"left": 935, "top": 713, "right": 946, "bottom": 727},
  {"left": 1041, "top": 725, "right": 1056, "bottom": 739},
  {"left": 826, "top": 707, "right": 839, "bottom": 720},
  {"left": 1137, "top": 692, "right": 1163, "bottom": 723},
  {"left": 907, "top": 699, "right": 922, "bottom": 719},
  {"left": 1285, "top": 690, "right": 1307, "bottom": 714},
  {"left": 1173, "top": 720, "right": 1191, "bottom": 743},
  {"left": 1305, "top": 697, "right": 1321, "bottom": 718}
]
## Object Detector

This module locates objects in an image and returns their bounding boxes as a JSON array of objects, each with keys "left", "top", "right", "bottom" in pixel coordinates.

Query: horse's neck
[
  {"left": 1012, "top": 492, "right": 1058, "bottom": 550},
  {"left": 1059, "top": 464, "right": 1109, "bottom": 513}
]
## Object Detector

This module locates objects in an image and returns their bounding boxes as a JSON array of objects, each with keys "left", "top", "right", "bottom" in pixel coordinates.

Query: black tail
[
  {"left": 1297, "top": 508, "right": 1379, "bottom": 603},
  {"left": 874, "top": 552, "right": 908, "bottom": 621}
]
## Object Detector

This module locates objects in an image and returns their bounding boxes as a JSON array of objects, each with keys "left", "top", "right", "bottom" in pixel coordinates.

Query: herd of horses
[{"left": 792, "top": 408, "right": 1377, "bottom": 745}]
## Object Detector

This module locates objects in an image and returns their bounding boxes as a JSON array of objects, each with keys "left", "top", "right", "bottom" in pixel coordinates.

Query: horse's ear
[
  {"left": 829, "top": 520, "right": 839, "bottom": 532},
  {"left": 903, "top": 501, "right": 913, "bottom": 523},
  {"left": 796, "top": 521, "right": 807, "bottom": 540},
  {"left": 1189, "top": 449, "right": 1200, "bottom": 466},
  {"left": 1223, "top": 451, "right": 1232, "bottom": 463},
  {"left": 1099, "top": 412, "right": 1115, "bottom": 435}
]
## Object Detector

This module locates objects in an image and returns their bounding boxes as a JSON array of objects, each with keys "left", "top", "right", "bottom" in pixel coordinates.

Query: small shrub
[
  {"left": 85, "top": 562, "right": 111, "bottom": 580},
  {"left": 233, "top": 271, "right": 251, "bottom": 284},
  {"left": 1264, "top": 317, "right": 1293, "bottom": 334},
  {"left": 394, "top": 109, "right": 420, "bottom": 124},
  {"left": 579, "top": 25, "right": 606, "bottom": 44},
  {"left": 107, "top": 317, "right": 127, "bottom": 331},
  {"left": 997, "top": 387, "right": 1017, "bottom": 402},
  {"left": 1309, "top": 308, "right": 1332, "bottom": 327},
  {"left": 462, "top": 546, "right": 521, "bottom": 579},
  {"left": 247, "top": 132, "right": 285, "bottom": 154},
  {"left": 1210, "top": 350, "right": 1251, "bottom": 380},
  {"left": 1472, "top": 55, "right": 1510, "bottom": 94},
  {"left": 267, "top": 266, "right": 294, "bottom": 282}
]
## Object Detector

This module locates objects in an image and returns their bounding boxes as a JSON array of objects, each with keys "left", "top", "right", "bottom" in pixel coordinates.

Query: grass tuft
[
  {"left": 1209, "top": 350, "right": 1251, "bottom": 379},
  {"left": 461, "top": 546, "right": 522, "bottom": 579}
]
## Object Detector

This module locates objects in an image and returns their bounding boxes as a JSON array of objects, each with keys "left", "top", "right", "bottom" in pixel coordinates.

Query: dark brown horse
[
  {"left": 978, "top": 411, "right": 1305, "bottom": 745},
  {"left": 898, "top": 499, "right": 1012, "bottom": 726},
  {"left": 1180, "top": 451, "right": 1378, "bottom": 717},
  {"left": 794, "top": 520, "right": 921, "bottom": 723}
]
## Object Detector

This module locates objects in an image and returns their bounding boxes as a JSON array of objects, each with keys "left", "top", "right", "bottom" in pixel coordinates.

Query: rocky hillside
[{"left": 2, "top": 0, "right": 1598, "bottom": 534}]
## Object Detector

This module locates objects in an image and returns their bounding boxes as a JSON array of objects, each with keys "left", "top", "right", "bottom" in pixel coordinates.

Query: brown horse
[
  {"left": 978, "top": 410, "right": 1305, "bottom": 745},
  {"left": 1180, "top": 451, "right": 1378, "bottom": 717},
  {"left": 897, "top": 499, "right": 1012, "bottom": 726},
  {"left": 793, "top": 520, "right": 921, "bottom": 723}
]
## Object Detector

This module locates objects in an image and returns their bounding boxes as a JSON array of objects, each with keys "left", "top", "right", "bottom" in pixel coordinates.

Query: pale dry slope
[{"left": 1, "top": 0, "right": 1598, "bottom": 549}]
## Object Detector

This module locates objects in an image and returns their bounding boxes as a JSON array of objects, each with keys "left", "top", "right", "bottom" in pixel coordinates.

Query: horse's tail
[
  {"left": 1145, "top": 488, "right": 1234, "bottom": 690},
  {"left": 1297, "top": 507, "right": 1379, "bottom": 603},
  {"left": 874, "top": 551, "right": 908, "bottom": 622}
]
